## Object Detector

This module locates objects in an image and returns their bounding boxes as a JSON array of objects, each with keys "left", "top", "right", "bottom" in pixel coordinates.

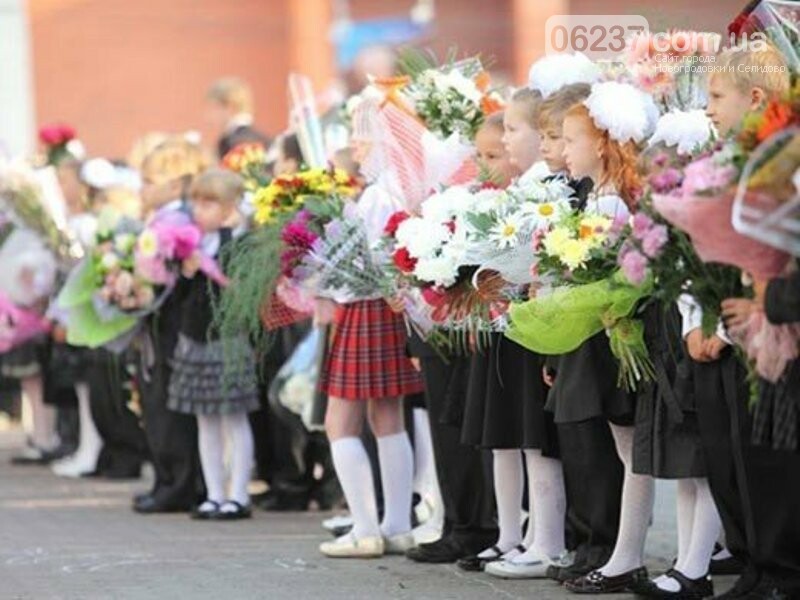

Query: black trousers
[
  {"left": 557, "top": 417, "right": 624, "bottom": 568},
  {"left": 138, "top": 330, "right": 203, "bottom": 508},
  {"left": 419, "top": 355, "right": 497, "bottom": 550},
  {"left": 87, "top": 350, "right": 148, "bottom": 477}
]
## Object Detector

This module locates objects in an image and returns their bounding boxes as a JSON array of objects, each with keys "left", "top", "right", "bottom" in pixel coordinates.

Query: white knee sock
[
  {"left": 412, "top": 408, "right": 444, "bottom": 527},
  {"left": 197, "top": 414, "right": 226, "bottom": 504},
  {"left": 679, "top": 478, "right": 721, "bottom": 579},
  {"left": 23, "top": 376, "right": 58, "bottom": 451},
  {"left": 73, "top": 383, "right": 102, "bottom": 463},
  {"left": 222, "top": 412, "right": 254, "bottom": 506},
  {"left": 330, "top": 437, "right": 381, "bottom": 539},
  {"left": 514, "top": 449, "right": 567, "bottom": 562},
  {"left": 377, "top": 431, "right": 414, "bottom": 537},
  {"left": 480, "top": 449, "right": 524, "bottom": 558},
  {"left": 600, "top": 424, "right": 655, "bottom": 577}
]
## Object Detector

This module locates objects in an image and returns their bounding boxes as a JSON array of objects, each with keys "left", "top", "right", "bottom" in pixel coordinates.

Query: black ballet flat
[
  {"left": 634, "top": 569, "right": 714, "bottom": 599},
  {"left": 191, "top": 500, "right": 221, "bottom": 520},
  {"left": 565, "top": 567, "right": 649, "bottom": 594},
  {"left": 213, "top": 500, "right": 252, "bottom": 521}
]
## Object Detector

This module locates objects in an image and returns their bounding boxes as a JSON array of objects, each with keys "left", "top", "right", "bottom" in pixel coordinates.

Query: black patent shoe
[
  {"left": 635, "top": 569, "right": 714, "bottom": 599},
  {"left": 566, "top": 567, "right": 650, "bottom": 594},
  {"left": 191, "top": 500, "right": 221, "bottom": 520},
  {"left": 213, "top": 500, "right": 252, "bottom": 520}
]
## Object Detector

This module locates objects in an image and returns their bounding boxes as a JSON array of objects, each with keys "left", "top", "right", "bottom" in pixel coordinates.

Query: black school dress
[
  {"left": 167, "top": 229, "right": 259, "bottom": 416},
  {"left": 461, "top": 333, "right": 557, "bottom": 454},
  {"left": 633, "top": 302, "right": 707, "bottom": 478}
]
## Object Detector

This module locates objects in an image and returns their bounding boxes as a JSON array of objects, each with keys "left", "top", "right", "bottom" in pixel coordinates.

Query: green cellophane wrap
[
  {"left": 505, "top": 271, "right": 655, "bottom": 390},
  {"left": 56, "top": 258, "right": 138, "bottom": 348}
]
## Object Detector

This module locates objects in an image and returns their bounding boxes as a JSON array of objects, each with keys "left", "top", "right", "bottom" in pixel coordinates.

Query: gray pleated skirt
[{"left": 167, "top": 334, "right": 260, "bottom": 416}]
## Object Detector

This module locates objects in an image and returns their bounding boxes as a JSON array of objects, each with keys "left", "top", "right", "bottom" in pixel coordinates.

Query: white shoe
[
  {"left": 383, "top": 532, "right": 415, "bottom": 555},
  {"left": 322, "top": 514, "right": 353, "bottom": 533},
  {"left": 319, "top": 532, "right": 384, "bottom": 558},
  {"left": 485, "top": 550, "right": 571, "bottom": 579},
  {"left": 51, "top": 452, "right": 98, "bottom": 478},
  {"left": 412, "top": 521, "right": 443, "bottom": 545}
]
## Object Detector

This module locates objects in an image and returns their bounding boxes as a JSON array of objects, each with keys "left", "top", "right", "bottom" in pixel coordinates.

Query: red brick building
[{"left": 22, "top": 0, "right": 739, "bottom": 158}]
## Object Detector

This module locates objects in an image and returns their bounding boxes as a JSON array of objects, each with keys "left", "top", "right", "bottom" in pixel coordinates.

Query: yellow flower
[
  {"left": 538, "top": 203, "right": 554, "bottom": 217},
  {"left": 137, "top": 230, "right": 159, "bottom": 258},
  {"left": 560, "top": 238, "right": 591, "bottom": 270},
  {"left": 543, "top": 227, "right": 571, "bottom": 256}
]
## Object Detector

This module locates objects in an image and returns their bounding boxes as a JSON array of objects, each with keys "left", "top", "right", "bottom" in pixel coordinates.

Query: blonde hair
[
  {"left": 715, "top": 43, "right": 790, "bottom": 99},
  {"left": 509, "top": 88, "right": 544, "bottom": 128},
  {"left": 207, "top": 77, "right": 254, "bottom": 114},
  {"left": 190, "top": 168, "right": 244, "bottom": 205},
  {"left": 480, "top": 111, "right": 505, "bottom": 133},
  {"left": 565, "top": 103, "right": 642, "bottom": 210},
  {"left": 537, "top": 83, "right": 592, "bottom": 131},
  {"left": 141, "top": 137, "right": 209, "bottom": 187},
  {"left": 128, "top": 132, "right": 168, "bottom": 171}
]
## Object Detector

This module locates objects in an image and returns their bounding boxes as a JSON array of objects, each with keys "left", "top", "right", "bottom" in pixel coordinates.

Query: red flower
[
  {"left": 392, "top": 247, "right": 418, "bottom": 273},
  {"left": 384, "top": 211, "right": 411, "bottom": 237},
  {"left": 38, "top": 123, "right": 76, "bottom": 146}
]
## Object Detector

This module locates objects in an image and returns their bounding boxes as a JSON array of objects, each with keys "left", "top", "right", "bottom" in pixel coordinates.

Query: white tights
[{"left": 197, "top": 412, "right": 254, "bottom": 507}]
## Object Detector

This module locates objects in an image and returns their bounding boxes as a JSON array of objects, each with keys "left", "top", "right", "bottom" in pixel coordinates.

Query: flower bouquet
[
  {"left": 221, "top": 142, "right": 271, "bottom": 192},
  {"left": 399, "top": 52, "right": 503, "bottom": 141},
  {"left": 57, "top": 210, "right": 222, "bottom": 350},
  {"left": 506, "top": 209, "right": 655, "bottom": 390},
  {"left": 0, "top": 290, "right": 52, "bottom": 352},
  {"left": 0, "top": 159, "right": 83, "bottom": 264},
  {"left": 213, "top": 167, "right": 357, "bottom": 347}
]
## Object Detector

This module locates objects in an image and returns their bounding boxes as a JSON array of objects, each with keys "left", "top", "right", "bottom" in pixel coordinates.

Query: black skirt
[
  {"left": 1, "top": 338, "right": 46, "bottom": 379},
  {"left": 633, "top": 303, "right": 707, "bottom": 479},
  {"left": 752, "top": 359, "right": 800, "bottom": 452},
  {"left": 545, "top": 332, "right": 636, "bottom": 425},
  {"left": 461, "top": 333, "right": 558, "bottom": 455}
]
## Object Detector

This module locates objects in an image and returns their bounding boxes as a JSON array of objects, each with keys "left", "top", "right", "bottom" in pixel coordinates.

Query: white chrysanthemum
[
  {"left": 421, "top": 185, "right": 475, "bottom": 222},
  {"left": 443, "top": 70, "right": 482, "bottom": 104},
  {"left": 528, "top": 52, "right": 601, "bottom": 98},
  {"left": 396, "top": 218, "right": 451, "bottom": 259},
  {"left": 472, "top": 188, "right": 508, "bottom": 213},
  {"left": 584, "top": 81, "right": 659, "bottom": 144},
  {"left": 414, "top": 255, "right": 459, "bottom": 287},
  {"left": 648, "top": 109, "right": 714, "bottom": 155}
]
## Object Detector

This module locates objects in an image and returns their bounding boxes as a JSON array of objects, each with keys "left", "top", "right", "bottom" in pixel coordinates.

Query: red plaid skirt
[{"left": 320, "top": 299, "right": 424, "bottom": 400}]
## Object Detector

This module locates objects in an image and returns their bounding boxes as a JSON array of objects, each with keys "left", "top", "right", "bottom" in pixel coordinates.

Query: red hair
[{"left": 565, "top": 104, "right": 642, "bottom": 210}]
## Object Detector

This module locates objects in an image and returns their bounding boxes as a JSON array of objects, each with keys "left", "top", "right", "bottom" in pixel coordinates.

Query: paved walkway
[{"left": 0, "top": 429, "right": 735, "bottom": 599}]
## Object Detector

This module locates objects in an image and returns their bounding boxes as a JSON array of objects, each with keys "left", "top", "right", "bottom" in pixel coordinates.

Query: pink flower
[
  {"left": 135, "top": 253, "right": 173, "bottom": 285},
  {"left": 682, "top": 156, "right": 737, "bottom": 195},
  {"left": 153, "top": 223, "right": 201, "bottom": 261},
  {"left": 113, "top": 271, "right": 134, "bottom": 298},
  {"left": 649, "top": 168, "right": 682, "bottom": 194},
  {"left": 641, "top": 224, "right": 668, "bottom": 258},
  {"left": 632, "top": 213, "right": 654, "bottom": 239},
  {"left": 620, "top": 249, "right": 649, "bottom": 285}
]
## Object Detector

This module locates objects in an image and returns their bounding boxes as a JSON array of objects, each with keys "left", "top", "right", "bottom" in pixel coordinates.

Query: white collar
[{"left": 226, "top": 113, "right": 254, "bottom": 133}]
